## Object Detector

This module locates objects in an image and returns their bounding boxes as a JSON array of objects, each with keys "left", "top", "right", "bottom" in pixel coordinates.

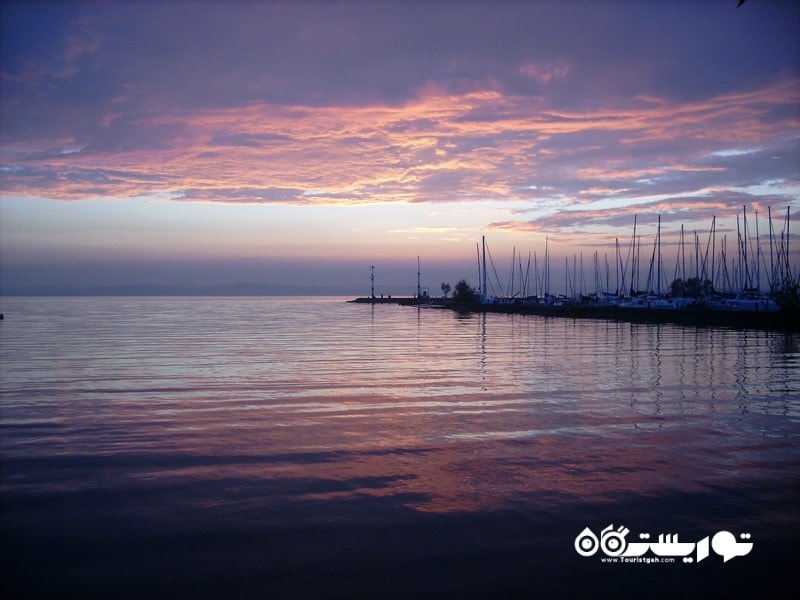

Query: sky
[{"left": 1, "top": 0, "right": 799, "bottom": 295}]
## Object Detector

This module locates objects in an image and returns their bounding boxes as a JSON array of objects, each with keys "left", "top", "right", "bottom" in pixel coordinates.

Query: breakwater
[
  {"left": 451, "top": 301, "right": 798, "bottom": 332},
  {"left": 348, "top": 296, "right": 423, "bottom": 306},
  {"left": 349, "top": 296, "right": 798, "bottom": 332}
]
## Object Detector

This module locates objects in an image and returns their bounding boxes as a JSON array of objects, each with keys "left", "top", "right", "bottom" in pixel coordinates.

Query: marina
[
  {"left": 352, "top": 207, "right": 799, "bottom": 331},
  {"left": 3, "top": 3, "right": 798, "bottom": 597}
]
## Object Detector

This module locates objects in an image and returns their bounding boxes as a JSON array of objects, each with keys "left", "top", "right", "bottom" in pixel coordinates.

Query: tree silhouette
[
  {"left": 670, "top": 277, "right": 713, "bottom": 297},
  {"left": 452, "top": 280, "right": 479, "bottom": 305}
]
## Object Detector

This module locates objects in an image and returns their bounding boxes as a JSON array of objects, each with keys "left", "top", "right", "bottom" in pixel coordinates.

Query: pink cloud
[
  {"left": 519, "top": 60, "right": 572, "bottom": 84},
  {"left": 2, "top": 80, "right": 798, "bottom": 240}
]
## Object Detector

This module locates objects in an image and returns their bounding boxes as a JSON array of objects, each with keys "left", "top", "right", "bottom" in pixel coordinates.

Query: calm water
[{"left": 1, "top": 296, "right": 799, "bottom": 597}]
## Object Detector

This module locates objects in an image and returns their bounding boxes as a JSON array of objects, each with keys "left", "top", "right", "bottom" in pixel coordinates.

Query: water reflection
[{"left": 1, "top": 298, "right": 798, "bottom": 554}]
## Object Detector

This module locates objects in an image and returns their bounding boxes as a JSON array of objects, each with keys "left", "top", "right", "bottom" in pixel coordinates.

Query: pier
[
  {"left": 348, "top": 294, "right": 798, "bottom": 331},
  {"left": 347, "top": 296, "right": 422, "bottom": 305},
  {"left": 447, "top": 300, "right": 798, "bottom": 332}
]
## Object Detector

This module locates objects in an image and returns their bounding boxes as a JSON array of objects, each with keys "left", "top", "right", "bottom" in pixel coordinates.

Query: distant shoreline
[{"left": 0, "top": 283, "right": 360, "bottom": 297}]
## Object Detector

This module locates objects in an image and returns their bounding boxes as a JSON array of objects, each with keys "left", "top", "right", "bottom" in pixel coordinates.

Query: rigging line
[
  {"left": 485, "top": 242, "right": 505, "bottom": 298},
  {"left": 700, "top": 216, "right": 714, "bottom": 284},
  {"left": 645, "top": 227, "right": 658, "bottom": 294},
  {"left": 672, "top": 226, "right": 682, "bottom": 287}
]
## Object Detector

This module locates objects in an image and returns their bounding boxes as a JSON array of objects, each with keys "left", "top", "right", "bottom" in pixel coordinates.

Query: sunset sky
[{"left": 1, "top": 0, "right": 799, "bottom": 295}]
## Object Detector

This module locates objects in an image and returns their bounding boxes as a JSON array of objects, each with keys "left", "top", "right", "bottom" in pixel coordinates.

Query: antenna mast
[{"left": 370, "top": 265, "right": 375, "bottom": 300}]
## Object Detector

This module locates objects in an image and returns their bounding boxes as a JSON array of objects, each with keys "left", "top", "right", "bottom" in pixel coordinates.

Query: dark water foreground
[
  {"left": 1, "top": 297, "right": 798, "bottom": 598},
  {"left": 2, "top": 458, "right": 798, "bottom": 599}
]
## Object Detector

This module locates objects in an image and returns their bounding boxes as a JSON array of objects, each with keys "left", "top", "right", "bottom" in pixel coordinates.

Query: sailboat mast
[
  {"left": 681, "top": 224, "right": 686, "bottom": 282},
  {"left": 755, "top": 211, "right": 761, "bottom": 291},
  {"left": 545, "top": 237, "right": 549, "bottom": 297},
  {"left": 711, "top": 216, "right": 716, "bottom": 292},
  {"left": 787, "top": 206, "right": 794, "bottom": 285},
  {"left": 656, "top": 214, "right": 662, "bottom": 296},
  {"left": 743, "top": 205, "right": 748, "bottom": 288},
  {"left": 509, "top": 246, "right": 516, "bottom": 298},
  {"left": 634, "top": 217, "right": 640, "bottom": 294},
  {"left": 417, "top": 256, "right": 421, "bottom": 299},
  {"left": 476, "top": 243, "right": 481, "bottom": 297},
  {"left": 482, "top": 235, "right": 487, "bottom": 303},
  {"left": 695, "top": 231, "right": 700, "bottom": 282},
  {"left": 721, "top": 236, "right": 729, "bottom": 292},
  {"left": 768, "top": 206, "right": 775, "bottom": 289},
  {"left": 736, "top": 214, "right": 742, "bottom": 291}
]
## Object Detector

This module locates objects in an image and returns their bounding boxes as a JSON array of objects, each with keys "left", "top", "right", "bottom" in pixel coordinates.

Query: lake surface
[{"left": 1, "top": 296, "right": 798, "bottom": 598}]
